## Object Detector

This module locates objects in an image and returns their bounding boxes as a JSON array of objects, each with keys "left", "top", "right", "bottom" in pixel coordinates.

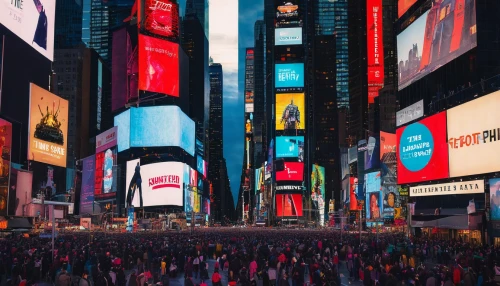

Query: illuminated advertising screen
[
  {"left": 138, "top": 34, "right": 180, "bottom": 97},
  {"left": 311, "top": 164, "right": 325, "bottom": 226},
  {"left": 364, "top": 136, "right": 380, "bottom": 170},
  {"left": 80, "top": 155, "right": 95, "bottom": 215},
  {"left": 28, "top": 83, "right": 69, "bottom": 167},
  {"left": 365, "top": 171, "right": 382, "bottom": 221},
  {"left": 184, "top": 165, "right": 194, "bottom": 212},
  {"left": 0, "top": 119, "right": 11, "bottom": 216},
  {"left": 397, "top": 0, "right": 477, "bottom": 90},
  {"left": 398, "top": 0, "right": 418, "bottom": 18},
  {"left": 397, "top": 112, "right": 449, "bottom": 184},
  {"left": 276, "top": 162, "right": 304, "bottom": 181},
  {"left": 275, "top": 28, "right": 302, "bottom": 46},
  {"left": 366, "top": 0, "right": 384, "bottom": 102},
  {"left": 380, "top": 131, "right": 397, "bottom": 219},
  {"left": 0, "top": 0, "right": 55, "bottom": 60},
  {"left": 380, "top": 131, "right": 396, "bottom": 160},
  {"left": 275, "top": 93, "right": 305, "bottom": 131},
  {"left": 245, "top": 48, "right": 254, "bottom": 108},
  {"left": 490, "top": 178, "right": 500, "bottom": 220},
  {"left": 349, "top": 177, "right": 359, "bottom": 211},
  {"left": 195, "top": 139, "right": 203, "bottom": 156},
  {"left": 94, "top": 147, "right": 117, "bottom": 200},
  {"left": 276, "top": 136, "right": 304, "bottom": 161},
  {"left": 255, "top": 168, "right": 264, "bottom": 193},
  {"left": 197, "top": 155, "right": 206, "bottom": 178},
  {"left": 447, "top": 91, "right": 500, "bottom": 177},
  {"left": 96, "top": 126, "right": 118, "bottom": 153},
  {"left": 265, "top": 139, "right": 274, "bottom": 180},
  {"left": 275, "top": 63, "right": 304, "bottom": 89},
  {"left": 114, "top": 106, "right": 195, "bottom": 156},
  {"left": 141, "top": 0, "right": 179, "bottom": 39},
  {"left": 125, "top": 160, "right": 184, "bottom": 207},
  {"left": 276, "top": 194, "right": 303, "bottom": 217}
]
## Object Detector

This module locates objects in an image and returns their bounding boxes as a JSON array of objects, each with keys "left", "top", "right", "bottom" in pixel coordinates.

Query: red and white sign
[
  {"left": 141, "top": 0, "right": 179, "bottom": 39},
  {"left": 96, "top": 126, "right": 118, "bottom": 153},
  {"left": 276, "top": 162, "right": 304, "bottom": 181},
  {"left": 276, "top": 194, "right": 303, "bottom": 217},
  {"left": 125, "top": 160, "right": 184, "bottom": 207},
  {"left": 367, "top": 0, "right": 384, "bottom": 103}
]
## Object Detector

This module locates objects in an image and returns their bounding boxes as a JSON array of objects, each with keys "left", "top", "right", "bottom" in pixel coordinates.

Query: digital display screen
[
  {"left": 365, "top": 171, "right": 382, "bottom": 221},
  {"left": 197, "top": 155, "right": 206, "bottom": 178},
  {"left": 275, "top": 28, "right": 302, "bottom": 46},
  {"left": 490, "top": 178, "right": 500, "bottom": 221},
  {"left": 276, "top": 194, "right": 303, "bottom": 217},
  {"left": 275, "top": 63, "right": 304, "bottom": 89},
  {"left": 276, "top": 162, "right": 304, "bottom": 182},
  {"left": 80, "top": 155, "right": 95, "bottom": 215},
  {"left": 275, "top": 93, "right": 305, "bottom": 131},
  {"left": 94, "top": 147, "right": 117, "bottom": 200},
  {"left": 141, "top": 0, "right": 179, "bottom": 39},
  {"left": 398, "top": 0, "right": 418, "bottom": 18},
  {"left": 276, "top": 136, "right": 304, "bottom": 161}
]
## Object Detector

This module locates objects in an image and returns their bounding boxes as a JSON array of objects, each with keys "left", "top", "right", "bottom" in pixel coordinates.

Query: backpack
[{"left": 212, "top": 272, "right": 221, "bottom": 283}]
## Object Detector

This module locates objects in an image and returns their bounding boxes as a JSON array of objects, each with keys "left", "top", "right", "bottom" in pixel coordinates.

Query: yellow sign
[{"left": 275, "top": 93, "right": 305, "bottom": 131}]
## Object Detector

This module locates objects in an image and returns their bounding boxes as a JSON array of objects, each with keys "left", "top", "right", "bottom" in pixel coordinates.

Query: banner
[
  {"left": 366, "top": 0, "right": 384, "bottom": 102},
  {"left": 96, "top": 126, "right": 118, "bottom": 153},
  {"left": 410, "top": 180, "right": 484, "bottom": 197},
  {"left": 396, "top": 100, "right": 423, "bottom": 127},
  {"left": 80, "top": 155, "right": 95, "bottom": 215}
]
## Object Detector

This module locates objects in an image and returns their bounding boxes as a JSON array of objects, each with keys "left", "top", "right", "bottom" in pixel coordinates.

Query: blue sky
[{"left": 209, "top": 0, "right": 263, "bottom": 207}]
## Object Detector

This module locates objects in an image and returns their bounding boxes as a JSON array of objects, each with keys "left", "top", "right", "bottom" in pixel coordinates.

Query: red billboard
[
  {"left": 276, "top": 162, "right": 304, "bottom": 181},
  {"left": 397, "top": 112, "right": 449, "bottom": 184},
  {"left": 367, "top": 0, "right": 384, "bottom": 103},
  {"left": 398, "top": 0, "right": 418, "bottom": 18},
  {"left": 140, "top": 0, "right": 179, "bottom": 39},
  {"left": 138, "top": 34, "right": 180, "bottom": 97},
  {"left": 276, "top": 194, "right": 303, "bottom": 217},
  {"left": 380, "top": 131, "right": 396, "bottom": 159}
]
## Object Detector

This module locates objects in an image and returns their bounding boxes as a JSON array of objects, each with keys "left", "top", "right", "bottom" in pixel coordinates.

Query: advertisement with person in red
[
  {"left": 276, "top": 162, "right": 304, "bottom": 181},
  {"left": 366, "top": 0, "right": 384, "bottom": 103},
  {"left": 397, "top": 112, "right": 449, "bottom": 184},
  {"left": 276, "top": 194, "right": 303, "bottom": 217},
  {"left": 141, "top": 0, "right": 179, "bottom": 39},
  {"left": 138, "top": 34, "right": 179, "bottom": 97}
]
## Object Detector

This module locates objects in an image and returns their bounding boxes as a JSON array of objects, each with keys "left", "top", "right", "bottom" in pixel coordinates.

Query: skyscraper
[
  {"left": 54, "top": 0, "right": 83, "bottom": 49},
  {"left": 253, "top": 20, "right": 266, "bottom": 168},
  {"left": 185, "top": 0, "right": 209, "bottom": 39}
]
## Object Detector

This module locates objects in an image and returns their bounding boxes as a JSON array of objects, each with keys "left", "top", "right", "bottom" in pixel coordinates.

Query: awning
[
  {"left": 8, "top": 218, "right": 33, "bottom": 229},
  {"left": 411, "top": 215, "right": 469, "bottom": 230}
]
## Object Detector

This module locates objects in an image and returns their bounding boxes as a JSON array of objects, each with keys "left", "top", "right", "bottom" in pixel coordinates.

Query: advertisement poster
[
  {"left": 364, "top": 136, "right": 380, "bottom": 170},
  {"left": 397, "top": 112, "right": 449, "bottom": 184},
  {"left": 141, "top": 0, "right": 179, "bottom": 39},
  {"left": 245, "top": 49, "right": 254, "bottom": 107},
  {"left": 276, "top": 194, "right": 303, "bottom": 217},
  {"left": 365, "top": 171, "right": 382, "bottom": 221},
  {"left": 0, "top": 0, "right": 55, "bottom": 60},
  {"left": 275, "top": 0, "right": 300, "bottom": 25},
  {"left": 349, "top": 177, "right": 359, "bottom": 211},
  {"left": 15, "top": 171, "right": 33, "bottom": 217},
  {"left": 447, "top": 91, "right": 500, "bottom": 177},
  {"left": 397, "top": 0, "right": 477, "bottom": 90},
  {"left": 275, "top": 93, "right": 305, "bottom": 131},
  {"left": 490, "top": 178, "right": 500, "bottom": 220},
  {"left": 96, "top": 126, "right": 118, "bottom": 153},
  {"left": 380, "top": 132, "right": 397, "bottom": 220},
  {"left": 398, "top": 0, "right": 418, "bottom": 18},
  {"left": 80, "top": 155, "right": 95, "bottom": 215},
  {"left": 275, "top": 63, "right": 304, "bottom": 89},
  {"left": 410, "top": 180, "right": 484, "bottom": 197},
  {"left": 94, "top": 148, "right": 117, "bottom": 200},
  {"left": 197, "top": 156, "right": 206, "bottom": 178},
  {"left": 366, "top": 0, "right": 384, "bottom": 102},
  {"left": 265, "top": 139, "right": 274, "bottom": 180},
  {"left": 276, "top": 162, "right": 304, "bottom": 182},
  {"left": 28, "top": 83, "right": 69, "bottom": 167},
  {"left": 275, "top": 28, "right": 302, "bottom": 46},
  {"left": 311, "top": 164, "right": 325, "bottom": 226},
  {"left": 126, "top": 207, "right": 134, "bottom": 232},
  {"left": 276, "top": 136, "right": 304, "bottom": 161},
  {"left": 138, "top": 34, "right": 179, "bottom": 97},
  {"left": 0, "top": 119, "right": 11, "bottom": 216},
  {"left": 184, "top": 165, "right": 193, "bottom": 212}
]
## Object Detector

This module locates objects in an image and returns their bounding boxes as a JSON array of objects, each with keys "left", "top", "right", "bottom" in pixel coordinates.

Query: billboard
[
  {"left": 94, "top": 147, "right": 117, "bottom": 200},
  {"left": 275, "top": 0, "right": 300, "bottom": 25},
  {"left": 380, "top": 132, "right": 397, "bottom": 220},
  {"left": 397, "top": 1, "right": 477, "bottom": 90},
  {"left": 490, "top": 178, "right": 500, "bottom": 220},
  {"left": 398, "top": 0, "right": 418, "bottom": 18},
  {"left": 380, "top": 132, "right": 396, "bottom": 159},
  {"left": 275, "top": 63, "right": 304, "bottom": 89},
  {"left": 0, "top": 0, "right": 55, "bottom": 60},
  {"left": 96, "top": 126, "right": 118, "bottom": 153},
  {"left": 197, "top": 155, "right": 206, "bottom": 178},
  {"left": 366, "top": 0, "right": 384, "bottom": 102},
  {"left": 13, "top": 170, "right": 32, "bottom": 216},
  {"left": 276, "top": 194, "right": 303, "bottom": 217},
  {"left": 365, "top": 171, "right": 382, "bottom": 221},
  {"left": 276, "top": 136, "right": 304, "bottom": 161},
  {"left": 138, "top": 34, "right": 180, "bottom": 97},
  {"left": 195, "top": 139, "right": 204, "bottom": 156},
  {"left": 28, "top": 83, "right": 69, "bottom": 167},
  {"left": 140, "top": 0, "right": 179, "bottom": 39},
  {"left": 125, "top": 160, "right": 184, "bottom": 207},
  {"left": 80, "top": 155, "right": 95, "bottom": 215},
  {"left": 275, "top": 93, "right": 305, "bottom": 131},
  {"left": 0, "top": 119, "right": 11, "bottom": 216},
  {"left": 275, "top": 28, "right": 302, "bottom": 46},
  {"left": 396, "top": 99, "right": 424, "bottom": 127},
  {"left": 311, "top": 164, "right": 325, "bottom": 226},
  {"left": 255, "top": 168, "right": 264, "bottom": 193},
  {"left": 397, "top": 112, "right": 449, "bottom": 184},
  {"left": 111, "top": 26, "right": 138, "bottom": 111},
  {"left": 447, "top": 91, "right": 500, "bottom": 177},
  {"left": 115, "top": 106, "right": 195, "bottom": 156},
  {"left": 364, "top": 136, "right": 380, "bottom": 170},
  {"left": 410, "top": 180, "right": 484, "bottom": 197},
  {"left": 265, "top": 139, "right": 274, "bottom": 180},
  {"left": 276, "top": 162, "right": 304, "bottom": 181}
]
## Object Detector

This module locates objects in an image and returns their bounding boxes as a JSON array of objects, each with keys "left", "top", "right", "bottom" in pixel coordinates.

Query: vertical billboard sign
[
  {"left": 275, "top": 0, "right": 301, "bottom": 28},
  {"left": 0, "top": 119, "right": 11, "bottom": 216},
  {"left": 398, "top": 0, "right": 418, "bottom": 18},
  {"left": 311, "top": 164, "right": 325, "bottom": 226},
  {"left": 275, "top": 63, "right": 304, "bottom": 90},
  {"left": 95, "top": 127, "right": 118, "bottom": 200},
  {"left": 0, "top": 0, "right": 56, "bottom": 60},
  {"left": 80, "top": 155, "right": 95, "bottom": 215},
  {"left": 276, "top": 136, "right": 304, "bottom": 161},
  {"left": 140, "top": 0, "right": 179, "bottom": 39},
  {"left": 365, "top": 171, "right": 382, "bottom": 221},
  {"left": 245, "top": 48, "right": 255, "bottom": 113},
  {"left": 380, "top": 132, "right": 397, "bottom": 220},
  {"left": 138, "top": 35, "right": 180, "bottom": 97},
  {"left": 490, "top": 178, "right": 500, "bottom": 221},
  {"left": 366, "top": 0, "right": 384, "bottom": 103},
  {"left": 275, "top": 93, "right": 305, "bottom": 132},
  {"left": 28, "top": 83, "right": 69, "bottom": 168},
  {"left": 275, "top": 28, "right": 303, "bottom": 46},
  {"left": 97, "top": 60, "right": 103, "bottom": 130},
  {"left": 276, "top": 194, "right": 303, "bottom": 217}
]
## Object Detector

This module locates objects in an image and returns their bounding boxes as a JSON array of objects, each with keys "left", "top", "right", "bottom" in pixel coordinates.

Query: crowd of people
[{"left": 0, "top": 229, "right": 499, "bottom": 286}]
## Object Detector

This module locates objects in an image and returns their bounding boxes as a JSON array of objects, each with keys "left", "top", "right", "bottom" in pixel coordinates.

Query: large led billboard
[
  {"left": 138, "top": 34, "right": 180, "bottom": 97},
  {"left": 380, "top": 131, "right": 396, "bottom": 160},
  {"left": 28, "top": 83, "right": 69, "bottom": 167},
  {"left": 140, "top": 0, "right": 179, "bottom": 39},
  {"left": 366, "top": 0, "right": 384, "bottom": 100},
  {"left": 364, "top": 136, "right": 380, "bottom": 170},
  {"left": 398, "top": 0, "right": 418, "bottom": 18},
  {"left": 275, "top": 63, "right": 304, "bottom": 89},
  {"left": 275, "top": 28, "right": 302, "bottom": 46},
  {"left": 311, "top": 164, "right": 325, "bottom": 225},
  {"left": 96, "top": 127, "right": 117, "bottom": 153},
  {"left": 245, "top": 48, "right": 254, "bottom": 113},
  {"left": 0, "top": 0, "right": 55, "bottom": 60},
  {"left": 365, "top": 171, "right": 382, "bottom": 221},
  {"left": 447, "top": 91, "right": 500, "bottom": 177},
  {"left": 380, "top": 132, "right": 397, "bottom": 220},
  {"left": 276, "top": 162, "right": 304, "bottom": 182},
  {"left": 94, "top": 148, "right": 117, "bottom": 200},
  {"left": 490, "top": 178, "right": 500, "bottom": 221},
  {"left": 397, "top": 1, "right": 477, "bottom": 90},
  {"left": 275, "top": 0, "right": 300, "bottom": 24},
  {"left": 275, "top": 93, "right": 305, "bottom": 131},
  {"left": 276, "top": 136, "right": 304, "bottom": 161},
  {"left": 80, "top": 155, "right": 95, "bottom": 215},
  {"left": 0, "top": 119, "right": 11, "bottom": 216},
  {"left": 114, "top": 106, "right": 195, "bottom": 156},
  {"left": 125, "top": 160, "right": 184, "bottom": 207},
  {"left": 397, "top": 112, "right": 449, "bottom": 184},
  {"left": 197, "top": 155, "right": 206, "bottom": 178},
  {"left": 276, "top": 194, "right": 303, "bottom": 217}
]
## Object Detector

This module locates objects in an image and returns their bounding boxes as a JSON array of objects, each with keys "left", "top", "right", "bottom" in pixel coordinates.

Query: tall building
[
  {"left": 208, "top": 62, "right": 224, "bottom": 220},
  {"left": 185, "top": 0, "right": 209, "bottom": 39},
  {"left": 253, "top": 20, "right": 266, "bottom": 168},
  {"left": 54, "top": 0, "right": 83, "bottom": 49}
]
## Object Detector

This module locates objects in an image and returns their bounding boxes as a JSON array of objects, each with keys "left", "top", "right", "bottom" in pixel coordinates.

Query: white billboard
[
  {"left": 447, "top": 91, "right": 500, "bottom": 177},
  {"left": 125, "top": 160, "right": 184, "bottom": 207},
  {"left": 410, "top": 180, "right": 484, "bottom": 197},
  {"left": 396, "top": 100, "right": 424, "bottom": 127},
  {"left": 0, "top": 0, "right": 55, "bottom": 61}
]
